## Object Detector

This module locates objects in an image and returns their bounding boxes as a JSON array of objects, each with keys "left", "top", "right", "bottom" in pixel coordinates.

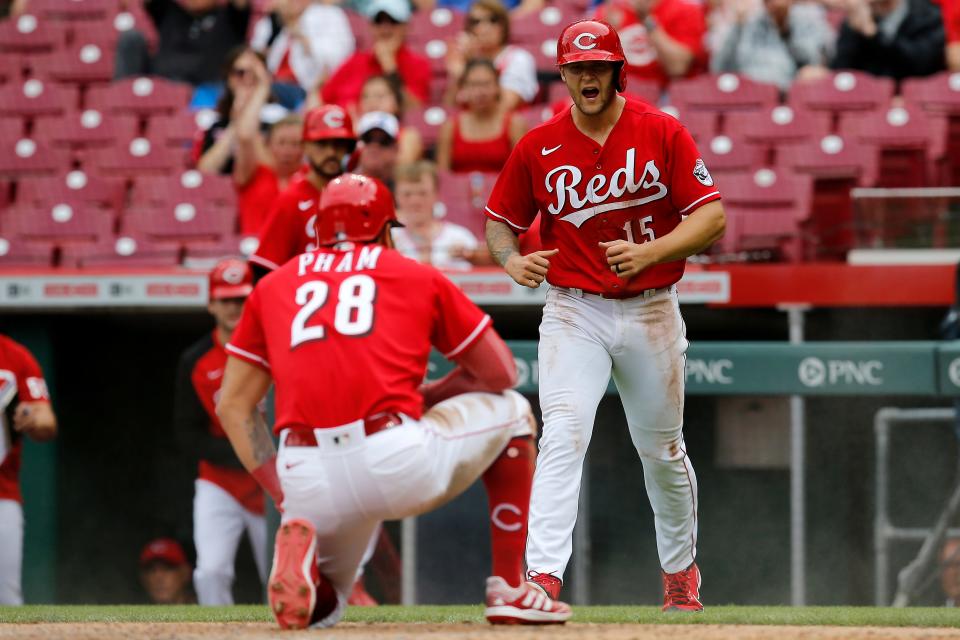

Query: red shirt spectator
[
  {"left": 595, "top": 0, "right": 708, "bottom": 87},
  {"left": 319, "top": 0, "right": 431, "bottom": 110},
  {"left": 943, "top": 0, "right": 960, "bottom": 43}
]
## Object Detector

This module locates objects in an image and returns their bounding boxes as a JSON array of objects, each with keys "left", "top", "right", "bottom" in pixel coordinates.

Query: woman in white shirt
[
  {"left": 391, "top": 161, "right": 488, "bottom": 271},
  {"left": 445, "top": 0, "right": 539, "bottom": 111},
  {"left": 250, "top": 0, "right": 355, "bottom": 95}
]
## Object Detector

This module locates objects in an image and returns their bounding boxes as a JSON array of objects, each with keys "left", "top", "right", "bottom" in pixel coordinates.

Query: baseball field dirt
[{"left": 2, "top": 606, "right": 960, "bottom": 638}]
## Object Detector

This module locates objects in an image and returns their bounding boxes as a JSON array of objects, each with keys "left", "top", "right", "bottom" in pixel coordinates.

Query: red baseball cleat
[
  {"left": 347, "top": 577, "right": 378, "bottom": 606},
  {"left": 268, "top": 519, "right": 338, "bottom": 629},
  {"left": 526, "top": 570, "right": 562, "bottom": 600},
  {"left": 662, "top": 562, "right": 703, "bottom": 612},
  {"left": 485, "top": 576, "right": 572, "bottom": 625}
]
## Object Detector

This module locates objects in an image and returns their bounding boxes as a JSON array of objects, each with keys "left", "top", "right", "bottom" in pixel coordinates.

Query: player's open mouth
[{"left": 582, "top": 87, "right": 600, "bottom": 99}]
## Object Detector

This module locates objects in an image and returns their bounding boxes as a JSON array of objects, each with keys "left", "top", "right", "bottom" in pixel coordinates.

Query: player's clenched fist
[
  {"left": 600, "top": 240, "right": 658, "bottom": 279},
  {"left": 505, "top": 249, "right": 560, "bottom": 288}
]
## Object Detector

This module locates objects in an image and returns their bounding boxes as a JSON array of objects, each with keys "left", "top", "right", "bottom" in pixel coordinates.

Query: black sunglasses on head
[{"left": 467, "top": 14, "right": 501, "bottom": 27}]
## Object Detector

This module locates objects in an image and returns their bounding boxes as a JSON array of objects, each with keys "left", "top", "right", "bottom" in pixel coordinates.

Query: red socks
[{"left": 481, "top": 436, "right": 535, "bottom": 589}]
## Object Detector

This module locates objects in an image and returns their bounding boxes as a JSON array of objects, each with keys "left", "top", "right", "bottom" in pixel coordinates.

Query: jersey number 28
[{"left": 291, "top": 275, "right": 376, "bottom": 347}]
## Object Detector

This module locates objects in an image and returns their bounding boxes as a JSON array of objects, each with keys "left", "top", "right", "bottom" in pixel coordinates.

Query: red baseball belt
[{"left": 284, "top": 412, "right": 403, "bottom": 446}]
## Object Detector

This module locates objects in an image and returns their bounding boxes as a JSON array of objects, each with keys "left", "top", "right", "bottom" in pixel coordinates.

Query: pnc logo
[
  {"left": 948, "top": 357, "right": 960, "bottom": 387},
  {"left": 322, "top": 109, "right": 345, "bottom": 129},
  {"left": 685, "top": 359, "right": 733, "bottom": 385},
  {"left": 798, "top": 357, "right": 884, "bottom": 387},
  {"left": 573, "top": 32, "right": 598, "bottom": 50}
]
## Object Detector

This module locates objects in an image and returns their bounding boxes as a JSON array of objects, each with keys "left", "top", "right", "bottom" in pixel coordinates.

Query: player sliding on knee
[{"left": 216, "top": 174, "right": 570, "bottom": 629}]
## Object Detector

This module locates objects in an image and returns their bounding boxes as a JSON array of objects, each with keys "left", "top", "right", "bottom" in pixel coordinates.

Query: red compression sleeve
[
  {"left": 420, "top": 329, "right": 517, "bottom": 407},
  {"left": 252, "top": 456, "right": 284, "bottom": 509}
]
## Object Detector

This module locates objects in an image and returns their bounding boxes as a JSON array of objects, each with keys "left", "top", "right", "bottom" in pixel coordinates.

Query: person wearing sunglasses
[
  {"left": 320, "top": 0, "right": 431, "bottom": 112},
  {"left": 445, "top": 0, "right": 539, "bottom": 112}
]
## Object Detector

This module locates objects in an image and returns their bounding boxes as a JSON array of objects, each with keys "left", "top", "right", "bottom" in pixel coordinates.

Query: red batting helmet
[
  {"left": 556, "top": 20, "right": 627, "bottom": 93},
  {"left": 315, "top": 173, "right": 402, "bottom": 246},
  {"left": 209, "top": 258, "right": 253, "bottom": 301},
  {"left": 303, "top": 105, "right": 357, "bottom": 149}
]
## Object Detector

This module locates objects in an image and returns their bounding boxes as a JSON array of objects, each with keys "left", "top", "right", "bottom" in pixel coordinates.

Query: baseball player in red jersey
[
  {"left": 174, "top": 259, "right": 268, "bottom": 605},
  {"left": 216, "top": 174, "right": 571, "bottom": 629},
  {"left": 485, "top": 20, "right": 726, "bottom": 612},
  {"left": 249, "top": 105, "right": 357, "bottom": 279},
  {"left": 0, "top": 334, "right": 57, "bottom": 605}
]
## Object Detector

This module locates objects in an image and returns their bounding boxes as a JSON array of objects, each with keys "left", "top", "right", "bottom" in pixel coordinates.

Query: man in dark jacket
[{"left": 831, "top": 0, "right": 944, "bottom": 80}]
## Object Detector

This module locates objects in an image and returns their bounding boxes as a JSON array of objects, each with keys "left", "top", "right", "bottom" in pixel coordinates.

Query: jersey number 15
[{"left": 291, "top": 275, "right": 377, "bottom": 347}]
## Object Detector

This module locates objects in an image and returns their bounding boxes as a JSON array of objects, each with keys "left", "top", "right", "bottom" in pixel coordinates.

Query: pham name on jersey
[{"left": 297, "top": 245, "right": 383, "bottom": 276}]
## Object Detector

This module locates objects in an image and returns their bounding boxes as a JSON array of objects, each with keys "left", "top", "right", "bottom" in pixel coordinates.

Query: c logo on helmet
[
  {"left": 322, "top": 109, "right": 345, "bottom": 129},
  {"left": 573, "top": 32, "right": 598, "bottom": 50},
  {"left": 221, "top": 264, "right": 245, "bottom": 284}
]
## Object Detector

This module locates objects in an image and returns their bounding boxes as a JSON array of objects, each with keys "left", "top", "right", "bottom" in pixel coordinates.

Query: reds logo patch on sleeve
[{"left": 693, "top": 159, "right": 714, "bottom": 187}]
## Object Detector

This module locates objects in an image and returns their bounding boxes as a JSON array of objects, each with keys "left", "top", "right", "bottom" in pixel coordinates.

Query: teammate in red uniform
[
  {"left": 216, "top": 174, "right": 571, "bottom": 629},
  {"left": 485, "top": 20, "right": 726, "bottom": 612},
  {"left": 249, "top": 105, "right": 357, "bottom": 279},
  {"left": 174, "top": 259, "right": 267, "bottom": 605},
  {"left": 0, "top": 334, "right": 57, "bottom": 605}
]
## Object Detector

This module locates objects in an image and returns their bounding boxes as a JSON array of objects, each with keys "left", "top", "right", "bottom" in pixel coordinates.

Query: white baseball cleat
[{"left": 484, "top": 575, "right": 572, "bottom": 625}]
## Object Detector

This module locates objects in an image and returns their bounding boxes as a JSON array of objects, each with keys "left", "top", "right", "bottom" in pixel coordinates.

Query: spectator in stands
[
  {"left": 942, "top": 537, "right": 960, "bottom": 606},
  {"left": 114, "top": 0, "right": 251, "bottom": 87},
  {"left": 392, "top": 161, "right": 489, "bottom": 269},
  {"left": 710, "top": 0, "right": 834, "bottom": 89},
  {"left": 411, "top": 0, "right": 544, "bottom": 15},
  {"left": 357, "top": 75, "right": 423, "bottom": 163},
  {"left": 355, "top": 112, "right": 402, "bottom": 190},
  {"left": 0, "top": 0, "right": 27, "bottom": 18},
  {"left": 235, "top": 114, "right": 304, "bottom": 236},
  {"left": 595, "top": 0, "right": 708, "bottom": 88},
  {"left": 436, "top": 60, "right": 526, "bottom": 173},
  {"left": 139, "top": 539, "right": 196, "bottom": 605},
  {"left": 320, "top": 0, "right": 431, "bottom": 111},
  {"left": 830, "top": 0, "right": 945, "bottom": 79},
  {"left": 444, "top": 0, "right": 540, "bottom": 111},
  {"left": 195, "top": 47, "right": 289, "bottom": 177},
  {"left": 941, "top": 0, "right": 960, "bottom": 70},
  {"left": 250, "top": 0, "right": 355, "bottom": 103}
]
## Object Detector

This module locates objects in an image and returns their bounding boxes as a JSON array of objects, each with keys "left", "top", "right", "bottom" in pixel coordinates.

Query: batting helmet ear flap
[{"left": 614, "top": 61, "right": 627, "bottom": 93}]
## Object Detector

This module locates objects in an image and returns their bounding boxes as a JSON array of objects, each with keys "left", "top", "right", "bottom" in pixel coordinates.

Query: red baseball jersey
[
  {"left": 227, "top": 245, "right": 491, "bottom": 432},
  {"left": 0, "top": 334, "right": 50, "bottom": 503},
  {"left": 485, "top": 98, "right": 721, "bottom": 297},
  {"left": 250, "top": 176, "right": 323, "bottom": 272}
]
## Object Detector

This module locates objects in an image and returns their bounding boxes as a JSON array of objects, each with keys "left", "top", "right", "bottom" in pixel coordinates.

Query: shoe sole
[
  {"left": 485, "top": 605, "right": 571, "bottom": 625},
  {"left": 268, "top": 519, "right": 317, "bottom": 630}
]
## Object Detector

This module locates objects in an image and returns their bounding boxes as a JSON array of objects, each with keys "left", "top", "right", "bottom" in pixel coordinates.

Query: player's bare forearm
[
  {"left": 217, "top": 357, "right": 275, "bottom": 472},
  {"left": 485, "top": 219, "right": 521, "bottom": 267},
  {"left": 601, "top": 200, "right": 725, "bottom": 278}
]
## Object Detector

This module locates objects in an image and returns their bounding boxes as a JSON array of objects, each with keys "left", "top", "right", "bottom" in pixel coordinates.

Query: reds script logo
[
  {"left": 323, "top": 109, "right": 345, "bottom": 129},
  {"left": 573, "top": 33, "right": 598, "bottom": 50},
  {"left": 544, "top": 148, "right": 668, "bottom": 228}
]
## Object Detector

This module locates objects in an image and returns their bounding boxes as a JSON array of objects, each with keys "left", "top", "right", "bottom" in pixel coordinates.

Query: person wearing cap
[
  {"left": 250, "top": 105, "right": 358, "bottom": 278},
  {"left": 139, "top": 539, "right": 196, "bottom": 605},
  {"left": 173, "top": 258, "right": 270, "bottom": 605},
  {"left": 319, "top": 0, "right": 431, "bottom": 111},
  {"left": 355, "top": 111, "right": 401, "bottom": 191},
  {"left": 357, "top": 75, "right": 423, "bottom": 164}
]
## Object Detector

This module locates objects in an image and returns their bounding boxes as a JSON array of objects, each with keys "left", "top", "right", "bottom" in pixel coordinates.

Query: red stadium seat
[
  {"left": 668, "top": 73, "right": 779, "bottom": 114},
  {"left": 0, "top": 138, "right": 70, "bottom": 178},
  {"left": 86, "top": 77, "right": 192, "bottom": 117},
  {"left": 0, "top": 80, "right": 77, "bottom": 118},
  {"left": 407, "top": 8, "right": 465, "bottom": 74},
  {"left": 838, "top": 105, "right": 947, "bottom": 187},
  {"left": 61, "top": 234, "right": 182, "bottom": 268},
  {"left": 1, "top": 203, "right": 112, "bottom": 243},
  {"left": 725, "top": 105, "right": 831, "bottom": 152},
  {"left": 39, "top": 109, "right": 140, "bottom": 150},
  {"left": 623, "top": 80, "right": 662, "bottom": 107},
  {"left": 345, "top": 9, "right": 372, "bottom": 51},
  {"left": 902, "top": 72, "right": 960, "bottom": 185},
  {"left": 787, "top": 71, "right": 894, "bottom": 120},
  {"left": 698, "top": 134, "right": 766, "bottom": 177},
  {"left": 511, "top": 6, "right": 579, "bottom": 47},
  {"left": 147, "top": 110, "right": 212, "bottom": 148},
  {"left": 0, "top": 14, "right": 67, "bottom": 53},
  {"left": 660, "top": 108, "right": 718, "bottom": 144},
  {"left": 88, "top": 137, "right": 185, "bottom": 177},
  {"left": 122, "top": 202, "right": 235, "bottom": 243},
  {"left": 403, "top": 105, "right": 451, "bottom": 149},
  {"left": 436, "top": 170, "right": 495, "bottom": 239},
  {"left": 17, "top": 171, "right": 125, "bottom": 213},
  {"left": 0, "top": 237, "right": 55, "bottom": 267},
  {"left": 719, "top": 170, "right": 812, "bottom": 261},
  {"left": 25, "top": 0, "right": 116, "bottom": 22},
  {"left": 182, "top": 235, "right": 261, "bottom": 268},
  {"left": 518, "top": 104, "right": 556, "bottom": 131},
  {"left": 31, "top": 43, "right": 115, "bottom": 84},
  {"left": 0, "top": 119, "right": 26, "bottom": 143},
  {"left": 131, "top": 171, "right": 237, "bottom": 209}
]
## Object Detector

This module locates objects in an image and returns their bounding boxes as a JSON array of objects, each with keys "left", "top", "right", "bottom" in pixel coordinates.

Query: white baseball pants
[
  {"left": 193, "top": 479, "right": 268, "bottom": 605},
  {"left": 0, "top": 499, "right": 23, "bottom": 605},
  {"left": 276, "top": 390, "right": 534, "bottom": 620},
  {"left": 527, "top": 286, "right": 698, "bottom": 577}
]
